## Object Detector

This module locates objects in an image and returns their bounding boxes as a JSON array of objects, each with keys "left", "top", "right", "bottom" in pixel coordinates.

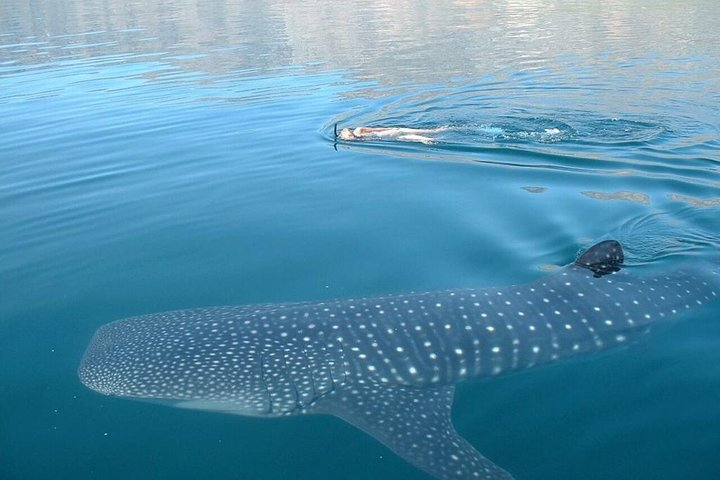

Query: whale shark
[{"left": 78, "top": 240, "right": 718, "bottom": 479}]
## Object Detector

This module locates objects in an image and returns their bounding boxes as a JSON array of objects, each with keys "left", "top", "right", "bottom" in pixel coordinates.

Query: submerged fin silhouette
[{"left": 310, "top": 384, "right": 512, "bottom": 480}]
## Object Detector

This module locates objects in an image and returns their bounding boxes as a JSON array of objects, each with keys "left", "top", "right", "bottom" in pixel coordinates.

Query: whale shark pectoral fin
[
  {"left": 575, "top": 239, "right": 625, "bottom": 277},
  {"left": 308, "top": 383, "right": 514, "bottom": 480}
]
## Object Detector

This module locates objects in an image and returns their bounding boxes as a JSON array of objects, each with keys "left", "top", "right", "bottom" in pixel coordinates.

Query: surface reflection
[{"left": 2, "top": 0, "right": 718, "bottom": 86}]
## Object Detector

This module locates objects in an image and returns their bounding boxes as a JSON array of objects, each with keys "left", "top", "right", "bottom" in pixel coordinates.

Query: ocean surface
[{"left": 1, "top": 1, "right": 719, "bottom": 479}]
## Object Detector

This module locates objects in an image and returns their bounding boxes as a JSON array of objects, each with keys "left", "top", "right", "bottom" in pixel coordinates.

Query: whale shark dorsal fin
[
  {"left": 575, "top": 239, "right": 624, "bottom": 278},
  {"left": 309, "top": 384, "right": 514, "bottom": 480}
]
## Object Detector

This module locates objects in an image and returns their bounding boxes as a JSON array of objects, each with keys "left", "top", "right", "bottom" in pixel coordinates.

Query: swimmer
[{"left": 335, "top": 124, "right": 446, "bottom": 144}]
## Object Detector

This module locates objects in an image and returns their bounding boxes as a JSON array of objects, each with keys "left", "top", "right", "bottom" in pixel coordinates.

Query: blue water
[{"left": 1, "top": 1, "right": 719, "bottom": 479}]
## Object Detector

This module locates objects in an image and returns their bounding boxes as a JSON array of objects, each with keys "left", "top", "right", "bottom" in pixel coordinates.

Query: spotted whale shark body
[{"left": 79, "top": 241, "right": 719, "bottom": 479}]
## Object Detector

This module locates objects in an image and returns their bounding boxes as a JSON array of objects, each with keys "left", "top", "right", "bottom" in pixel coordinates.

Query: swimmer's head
[{"left": 338, "top": 128, "right": 357, "bottom": 140}]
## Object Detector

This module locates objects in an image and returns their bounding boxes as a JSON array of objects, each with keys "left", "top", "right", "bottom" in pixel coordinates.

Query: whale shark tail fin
[{"left": 575, "top": 240, "right": 624, "bottom": 278}]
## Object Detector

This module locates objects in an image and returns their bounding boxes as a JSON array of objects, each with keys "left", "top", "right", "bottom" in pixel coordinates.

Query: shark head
[{"left": 78, "top": 309, "right": 277, "bottom": 416}]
